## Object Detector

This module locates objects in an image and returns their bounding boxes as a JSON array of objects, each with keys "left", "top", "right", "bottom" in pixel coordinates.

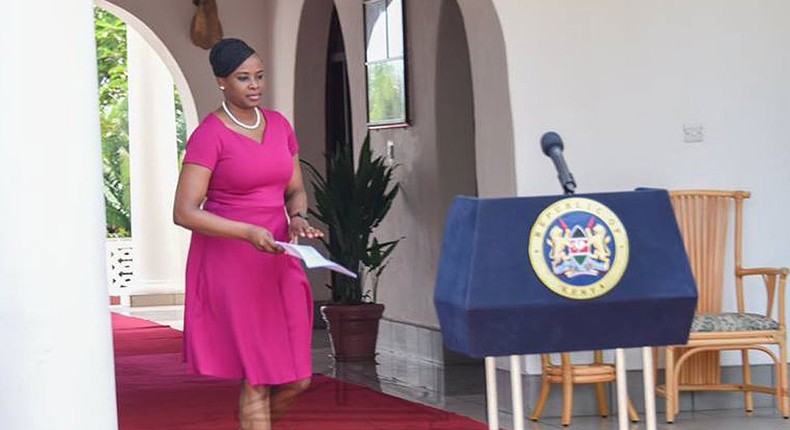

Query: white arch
[{"left": 95, "top": 0, "right": 200, "bottom": 135}]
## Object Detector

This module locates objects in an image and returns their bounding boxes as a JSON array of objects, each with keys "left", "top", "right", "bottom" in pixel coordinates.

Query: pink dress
[{"left": 182, "top": 108, "right": 313, "bottom": 386}]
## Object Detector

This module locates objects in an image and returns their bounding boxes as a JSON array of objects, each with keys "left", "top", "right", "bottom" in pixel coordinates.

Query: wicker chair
[
  {"left": 530, "top": 351, "right": 639, "bottom": 426},
  {"left": 657, "top": 190, "right": 789, "bottom": 423}
]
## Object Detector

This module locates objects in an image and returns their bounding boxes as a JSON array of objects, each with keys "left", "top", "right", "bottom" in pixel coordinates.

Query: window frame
[{"left": 363, "top": 0, "right": 409, "bottom": 129}]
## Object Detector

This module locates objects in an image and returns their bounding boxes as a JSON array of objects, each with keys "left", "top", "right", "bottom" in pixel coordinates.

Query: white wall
[
  {"left": 260, "top": 0, "right": 305, "bottom": 119},
  {"left": 493, "top": 0, "right": 790, "bottom": 369}
]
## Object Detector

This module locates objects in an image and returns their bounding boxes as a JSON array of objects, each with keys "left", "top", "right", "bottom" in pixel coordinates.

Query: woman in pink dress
[{"left": 173, "top": 38, "right": 322, "bottom": 430}]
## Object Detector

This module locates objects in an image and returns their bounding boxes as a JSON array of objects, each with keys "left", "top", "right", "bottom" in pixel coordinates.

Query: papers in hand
[{"left": 276, "top": 242, "right": 357, "bottom": 278}]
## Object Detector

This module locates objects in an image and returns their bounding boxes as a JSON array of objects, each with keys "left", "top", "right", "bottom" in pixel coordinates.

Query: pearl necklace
[{"left": 222, "top": 101, "right": 261, "bottom": 130}]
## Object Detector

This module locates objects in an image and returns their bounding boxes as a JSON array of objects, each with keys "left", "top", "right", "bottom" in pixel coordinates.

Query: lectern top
[{"left": 434, "top": 189, "right": 697, "bottom": 357}]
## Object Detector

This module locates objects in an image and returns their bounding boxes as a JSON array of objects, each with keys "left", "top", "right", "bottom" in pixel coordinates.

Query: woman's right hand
[{"left": 246, "top": 226, "right": 285, "bottom": 254}]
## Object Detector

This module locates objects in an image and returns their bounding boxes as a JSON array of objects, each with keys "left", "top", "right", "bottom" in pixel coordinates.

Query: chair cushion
[{"left": 691, "top": 313, "right": 780, "bottom": 332}]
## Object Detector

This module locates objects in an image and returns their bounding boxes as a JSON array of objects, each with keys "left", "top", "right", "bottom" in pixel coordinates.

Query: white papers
[{"left": 276, "top": 241, "right": 357, "bottom": 278}]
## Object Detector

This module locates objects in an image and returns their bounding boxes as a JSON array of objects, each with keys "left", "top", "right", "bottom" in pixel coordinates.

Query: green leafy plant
[
  {"left": 95, "top": 7, "right": 131, "bottom": 237},
  {"left": 301, "top": 135, "right": 402, "bottom": 304}
]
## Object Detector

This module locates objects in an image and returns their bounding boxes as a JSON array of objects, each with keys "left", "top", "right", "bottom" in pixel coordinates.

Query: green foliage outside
[
  {"left": 175, "top": 90, "right": 187, "bottom": 160},
  {"left": 95, "top": 7, "right": 131, "bottom": 237},
  {"left": 367, "top": 60, "right": 406, "bottom": 124},
  {"left": 94, "top": 7, "right": 187, "bottom": 237}
]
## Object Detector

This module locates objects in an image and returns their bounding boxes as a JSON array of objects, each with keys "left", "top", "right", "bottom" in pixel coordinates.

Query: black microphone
[{"left": 540, "top": 132, "right": 576, "bottom": 195}]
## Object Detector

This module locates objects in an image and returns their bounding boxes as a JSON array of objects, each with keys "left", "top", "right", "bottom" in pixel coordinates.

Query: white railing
[{"left": 105, "top": 237, "right": 133, "bottom": 301}]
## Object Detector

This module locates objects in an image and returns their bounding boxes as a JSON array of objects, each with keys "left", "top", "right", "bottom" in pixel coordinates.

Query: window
[{"left": 364, "top": 0, "right": 407, "bottom": 127}]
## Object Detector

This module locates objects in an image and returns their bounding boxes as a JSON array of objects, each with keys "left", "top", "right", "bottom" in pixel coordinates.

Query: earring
[{"left": 219, "top": 86, "right": 225, "bottom": 90}]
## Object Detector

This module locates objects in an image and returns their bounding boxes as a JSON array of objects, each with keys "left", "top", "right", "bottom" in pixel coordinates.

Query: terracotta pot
[{"left": 320, "top": 303, "right": 385, "bottom": 362}]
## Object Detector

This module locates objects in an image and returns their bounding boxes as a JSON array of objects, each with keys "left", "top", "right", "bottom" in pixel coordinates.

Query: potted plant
[{"left": 301, "top": 135, "right": 401, "bottom": 361}]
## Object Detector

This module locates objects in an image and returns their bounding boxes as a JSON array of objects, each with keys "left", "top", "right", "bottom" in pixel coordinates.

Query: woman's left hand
[{"left": 288, "top": 216, "right": 324, "bottom": 242}]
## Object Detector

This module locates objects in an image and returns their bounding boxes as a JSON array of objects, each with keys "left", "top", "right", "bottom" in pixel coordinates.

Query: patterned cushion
[{"left": 691, "top": 313, "right": 780, "bottom": 332}]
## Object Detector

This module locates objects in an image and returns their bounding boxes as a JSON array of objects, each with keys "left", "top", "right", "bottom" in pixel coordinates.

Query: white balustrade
[{"left": 106, "top": 237, "right": 134, "bottom": 304}]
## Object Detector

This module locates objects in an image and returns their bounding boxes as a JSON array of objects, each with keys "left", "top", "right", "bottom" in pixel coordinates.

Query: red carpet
[{"left": 113, "top": 313, "right": 488, "bottom": 429}]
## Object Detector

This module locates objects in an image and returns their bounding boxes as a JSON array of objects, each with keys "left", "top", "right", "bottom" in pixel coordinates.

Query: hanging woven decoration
[{"left": 190, "top": 0, "right": 223, "bottom": 50}]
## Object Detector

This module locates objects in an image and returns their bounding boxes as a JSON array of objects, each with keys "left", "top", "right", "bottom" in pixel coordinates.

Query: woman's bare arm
[
  {"left": 284, "top": 156, "right": 322, "bottom": 240},
  {"left": 284, "top": 155, "right": 308, "bottom": 218}
]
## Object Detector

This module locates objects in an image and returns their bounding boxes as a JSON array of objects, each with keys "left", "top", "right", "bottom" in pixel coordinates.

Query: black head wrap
[{"left": 209, "top": 38, "right": 256, "bottom": 77}]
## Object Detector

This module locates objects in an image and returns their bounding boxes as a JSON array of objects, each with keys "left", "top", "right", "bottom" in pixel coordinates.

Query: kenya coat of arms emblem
[{"left": 528, "top": 197, "right": 629, "bottom": 300}]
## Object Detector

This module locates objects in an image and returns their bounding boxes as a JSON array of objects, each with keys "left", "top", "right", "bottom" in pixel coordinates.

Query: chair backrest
[
  {"left": 669, "top": 190, "right": 749, "bottom": 314},
  {"left": 669, "top": 190, "right": 750, "bottom": 385}
]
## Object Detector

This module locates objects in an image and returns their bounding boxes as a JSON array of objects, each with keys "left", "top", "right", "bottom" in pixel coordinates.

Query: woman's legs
[
  {"left": 239, "top": 377, "right": 311, "bottom": 428},
  {"left": 270, "top": 377, "right": 312, "bottom": 422},
  {"left": 239, "top": 380, "right": 271, "bottom": 430}
]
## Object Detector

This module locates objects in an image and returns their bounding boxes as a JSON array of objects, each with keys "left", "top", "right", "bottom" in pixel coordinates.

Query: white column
[
  {"left": 616, "top": 348, "right": 629, "bottom": 430},
  {"left": 127, "top": 26, "right": 186, "bottom": 297},
  {"left": 643, "top": 347, "right": 657, "bottom": 430},
  {"left": 0, "top": 1, "right": 118, "bottom": 429},
  {"left": 510, "top": 355, "right": 525, "bottom": 430},
  {"left": 484, "top": 357, "right": 499, "bottom": 430}
]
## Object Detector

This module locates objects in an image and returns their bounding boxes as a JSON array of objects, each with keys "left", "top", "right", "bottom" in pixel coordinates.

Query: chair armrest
[
  {"left": 737, "top": 267, "right": 789, "bottom": 277},
  {"left": 736, "top": 267, "right": 788, "bottom": 324}
]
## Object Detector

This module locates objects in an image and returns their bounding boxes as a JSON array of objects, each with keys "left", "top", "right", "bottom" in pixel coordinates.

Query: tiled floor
[{"left": 114, "top": 305, "right": 790, "bottom": 429}]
